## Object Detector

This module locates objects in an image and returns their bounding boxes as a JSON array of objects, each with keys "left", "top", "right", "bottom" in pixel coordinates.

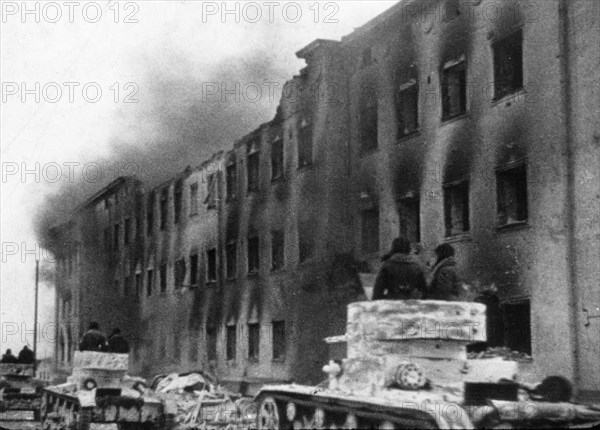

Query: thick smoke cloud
[{"left": 34, "top": 47, "right": 289, "bottom": 253}]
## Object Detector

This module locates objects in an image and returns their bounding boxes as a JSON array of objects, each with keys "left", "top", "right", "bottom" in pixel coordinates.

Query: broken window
[
  {"left": 298, "top": 220, "right": 314, "bottom": 263},
  {"left": 135, "top": 273, "right": 142, "bottom": 296},
  {"left": 271, "top": 137, "right": 284, "bottom": 181},
  {"left": 247, "top": 235, "right": 259, "bottom": 274},
  {"left": 247, "top": 152, "right": 260, "bottom": 193},
  {"left": 226, "top": 325, "right": 237, "bottom": 361},
  {"left": 147, "top": 192, "right": 154, "bottom": 236},
  {"left": 160, "top": 189, "right": 168, "bottom": 230},
  {"left": 398, "top": 196, "right": 421, "bottom": 243},
  {"left": 174, "top": 258, "right": 186, "bottom": 288},
  {"left": 160, "top": 264, "right": 167, "bottom": 293},
  {"left": 206, "top": 248, "right": 217, "bottom": 282},
  {"left": 113, "top": 223, "right": 120, "bottom": 251},
  {"left": 272, "top": 320, "right": 286, "bottom": 361},
  {"left": 442, "top": 59, "right": 467, "bottom": 120},
  {"left": 174, "top": 181, "right": 183, "bottom": 224},
  {"left": 226, "top": 162, "right": 237, "bottom": 201},
  {"left": 189, "top": 253, "right": 198, "bottom": 286},
  {"left": 248, "top": 323, "right": 260, "bottom": 361},
  {"left": 493, "top": 30, "right": 523, "bottom": 100},
  {"left": 503, "top": 301, "right": 532, "bottom": 355},
  {"left": 124, "top": 218, "right": 131, "bottom": 245},
  {"left": 206, "top": 326, "right": 217, "bottom": 361},
  {"left": 271, "top": 230, "right": 284, "bottom": 271},
  {"left": 146, "top": 269, "right": 153, "bottom": 297},
  {"left": 298, "top": 118, "right": 313, "bottom": 168},
  {"left": 205, "top": 173, "right": 217, "bottom": 208},
  {"left": 444, "top": 181, "right": 470, "bottom": 236},
  {"left": 360, "top": 79, "right": 378, "bottom": 151},
  {"left": 226, "top": 240, "right": 237, "bottom": 279},
  {"left": 497, "top": 164, "right": 528, "bottom": 226},
  {"left": 361, "top": 207, "right": 380, "bottom": 254},
  {"left": 124, "top": 276, "right": 131, "bottom": 296},
  {"left": 397, "top": 80, "right": 419, "bottom": 138},
  {"left": 189, "top": 182, "right": 199, "bottom": 216}
]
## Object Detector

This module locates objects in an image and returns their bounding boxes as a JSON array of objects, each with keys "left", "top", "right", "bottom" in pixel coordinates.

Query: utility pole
[{"left": 33, "top": 259, "right": 39, "bottom": 376}]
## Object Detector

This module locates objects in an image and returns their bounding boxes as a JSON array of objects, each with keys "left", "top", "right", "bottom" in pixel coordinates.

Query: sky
[{"left": 0, "top": 1, "right": 396, "bottom": 360}]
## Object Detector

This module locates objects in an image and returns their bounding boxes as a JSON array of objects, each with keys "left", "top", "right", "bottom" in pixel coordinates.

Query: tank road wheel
[
  {"left": 258, "top": 397, "right": 281, "bottom": 430},
  {"left": 343, "top": 413, "right": 358, "bottom": 429}
]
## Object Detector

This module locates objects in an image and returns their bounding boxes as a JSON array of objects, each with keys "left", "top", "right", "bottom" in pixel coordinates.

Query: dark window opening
[
  {"left": 146, "top": 270, "right": 153, "bottom": 297},
  {"left": 124, "top": 218, "right": 131, "bottom": 245},
  {"left": 104, "top": 228, "right": 111, "bottom": 252},
  {"left": 360, "top": 47, "right": 373, "bottom": 68},
  {"left": 226, "top": 325, "right": 237, "bottom": 361},
  {"left": 113, "top": 223, "right": 120, "bottom": 251},
  {"left": 248, "top": 235, "right": 259, "bottom": 273},
  {"left": 299, "top": 222, "right": 314, "bottom": 263},
  {"left": 124, "top": 276, "right": 131, "bottom": 296},
  {"left": 493, "top": 30, "right": 523, "bottom": 100},
  {"left": 190, "top": 183, "right": 199, "bottom": 216},
  {"left": 271, "top": 138, "right": 284, "bottom": 181},
  {"left": 207, "top": 248, "right": 217, "bottom": 282},
  {"left": 444, "top": 181, "right": 470, "bottom": 236},
  {"left": 272, "top": 321, "right": 286, "bottom": 361},
  {"left": 248, "top": 323, "right": 260, "bottom": 361},
  {"left": 360, "top": 81, "right": 378, "bottom": 151},
  {"left": 398, "top": 196, "right": 421, "bottom": 243},
  {"left": 205, "top": 174, "right": 217, "bottom": 209},
  {"left": 206, "top": 326, "right": 217, "bottom": 361},
  {"left": 160, "top": 264, "right": 167, "bottom": 293},
  {"left": 174, "top": 258, "right": 186, "bottom": 288},
  {"left": 271, "top": 230, "right": 284, "bottom": 270},
  {"left": 174, "top": 184, "right": 183, "bottom": 224},
  {"left": 190, "top": 254, "right": 199, "bottom": 286},
  {"left": 361, "top": 207, "right": 380, "bottom": 254},
  {"left": 298, "top": 118, "right": 313, "bottom": 168},
  {"left": 397, "top": 81, "right": 419, "bottom": 138},
  {"left": 135, "top": 273, "right": 142, "bottom": 296},
  {"left": 147, "top": 193, "right": 154, "bottom": 236},
  {"left": 247, "top": 152, "right": 260, "bottom": 193},
  {"left": 160, "top": 190, "right": 168, "bottom": 230},
  {"left": 226, "top": 163, "right": 237, "bottom": 200},
  {"left": 135, "top": 216, "right": 141, "bottom": 240},
  {"left": 226, "top": 241, "right": 237, "bottom": 279},
  {"left": 442, "top": 61, "right": 467, "bottom": 120},
  {"left": 497, "top": 164, "right": 528, "bottom": 226},
  {"left": 503, "top": 301, "right": 531, "bottom": 355}
]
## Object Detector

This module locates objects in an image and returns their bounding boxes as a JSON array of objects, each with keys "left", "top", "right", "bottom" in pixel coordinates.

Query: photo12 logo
[
  {"left": 1, "top": 82, "right": 139, "bottom": 104},
  {"left": 200, "top": 2, "right": 339, "bottom": 24},
  {"left": 1, "top": 1, "right": 140, "bottom": 24}
]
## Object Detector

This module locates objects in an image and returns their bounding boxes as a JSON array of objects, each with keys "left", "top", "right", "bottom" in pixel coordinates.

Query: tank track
[
  {"left": 40, "top": 390, "right": 164, "bottom": 430},
  {"left": 255, "top": 391, "right": 439, "bottom": 429}
]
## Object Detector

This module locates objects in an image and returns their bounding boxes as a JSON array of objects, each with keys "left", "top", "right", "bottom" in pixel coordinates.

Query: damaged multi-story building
[{"left": 51, "top": 0, "right": 599, "bottom": 399}]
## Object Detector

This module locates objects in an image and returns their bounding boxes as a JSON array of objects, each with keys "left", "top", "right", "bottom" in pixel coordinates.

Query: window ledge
[
  {"left": 444, "top": 234, "right": 472, "bottom": 244},
  {"left": 359, "top": 146, "right": 379, "bottom": 157},
  {"left": 396, "top": 130, "right": 421, "bottom": 143},
  {"left": 272, "top": 358, "right": 285, "bottom": 363},
  {"left": 441, "top": 112, "right": 469, "bottom": 126},
  {"left": 492, "top": 88, "right": 526, "bottom": 106},
  {"left": 297, "top": 163, "right": 314, "bottom": 172},
  {"left": 496, "top": 221, "right": 530, "bottom": 232},
  {"left": 247, "top": 271, "right": 259, "bottom": 278},
  {"left": 271, "top": 175, "right": 285, "bottom": 184},
  {"left": 248, "top": 358, "right": 259, "bottom": 364},
  {"left": 205, "top": 280, "right": 217, "bottom": 287}
]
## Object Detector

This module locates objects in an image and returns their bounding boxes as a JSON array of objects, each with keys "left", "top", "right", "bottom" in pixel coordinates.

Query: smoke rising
[{"left": 34, "top": 46, "right": 290, "bottom": 253}]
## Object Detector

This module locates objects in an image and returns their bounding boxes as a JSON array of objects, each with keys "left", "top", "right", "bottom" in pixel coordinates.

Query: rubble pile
[
  {"left": 467, "top": 347, "right": 533, "bottom": 362},
  {"left": 151, "top": 373, "right": 257, "bottom": 430}
]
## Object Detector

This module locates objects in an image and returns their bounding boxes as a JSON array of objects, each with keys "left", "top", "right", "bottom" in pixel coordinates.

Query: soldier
[
  {"left": 17, "top": 345, "right": 35, "bottom": 364},
  {"left": 0, "top": 349, "right": 18, "bottom": 363},
  {"left": 107, "top": 328, "right": 130, "bottom": 353},
  {"left": 79, "top": 322, "right": 107, "bottom": 352},
  {"left": 373, "top": 236, "right": 427, "bottom": 300},
  {"left": 426, "top": 243, "right": 461, "bottom": 301}
]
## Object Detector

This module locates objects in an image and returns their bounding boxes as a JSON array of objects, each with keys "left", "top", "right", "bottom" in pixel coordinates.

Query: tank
[
  {"left": 254, "top": 300, "right": 600, "bottom": 429},
  {"left": 40, "top": 351, "right": 165, "bottom": 430},
  {"left": 0, "top": 363, "right": 43, "bottom": 428}
]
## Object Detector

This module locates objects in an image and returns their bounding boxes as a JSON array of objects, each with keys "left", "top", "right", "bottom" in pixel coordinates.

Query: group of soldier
[
  {"left": 1, "top": 345, "right": 35, "bottom": 364},
  {"left": 79, "top": 322, "right": 130, "bottom": 354}
]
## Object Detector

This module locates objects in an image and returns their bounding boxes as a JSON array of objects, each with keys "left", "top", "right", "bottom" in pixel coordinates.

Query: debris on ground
[{"left": 467, "top": 347, "right": 533, "bottom": 362}]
